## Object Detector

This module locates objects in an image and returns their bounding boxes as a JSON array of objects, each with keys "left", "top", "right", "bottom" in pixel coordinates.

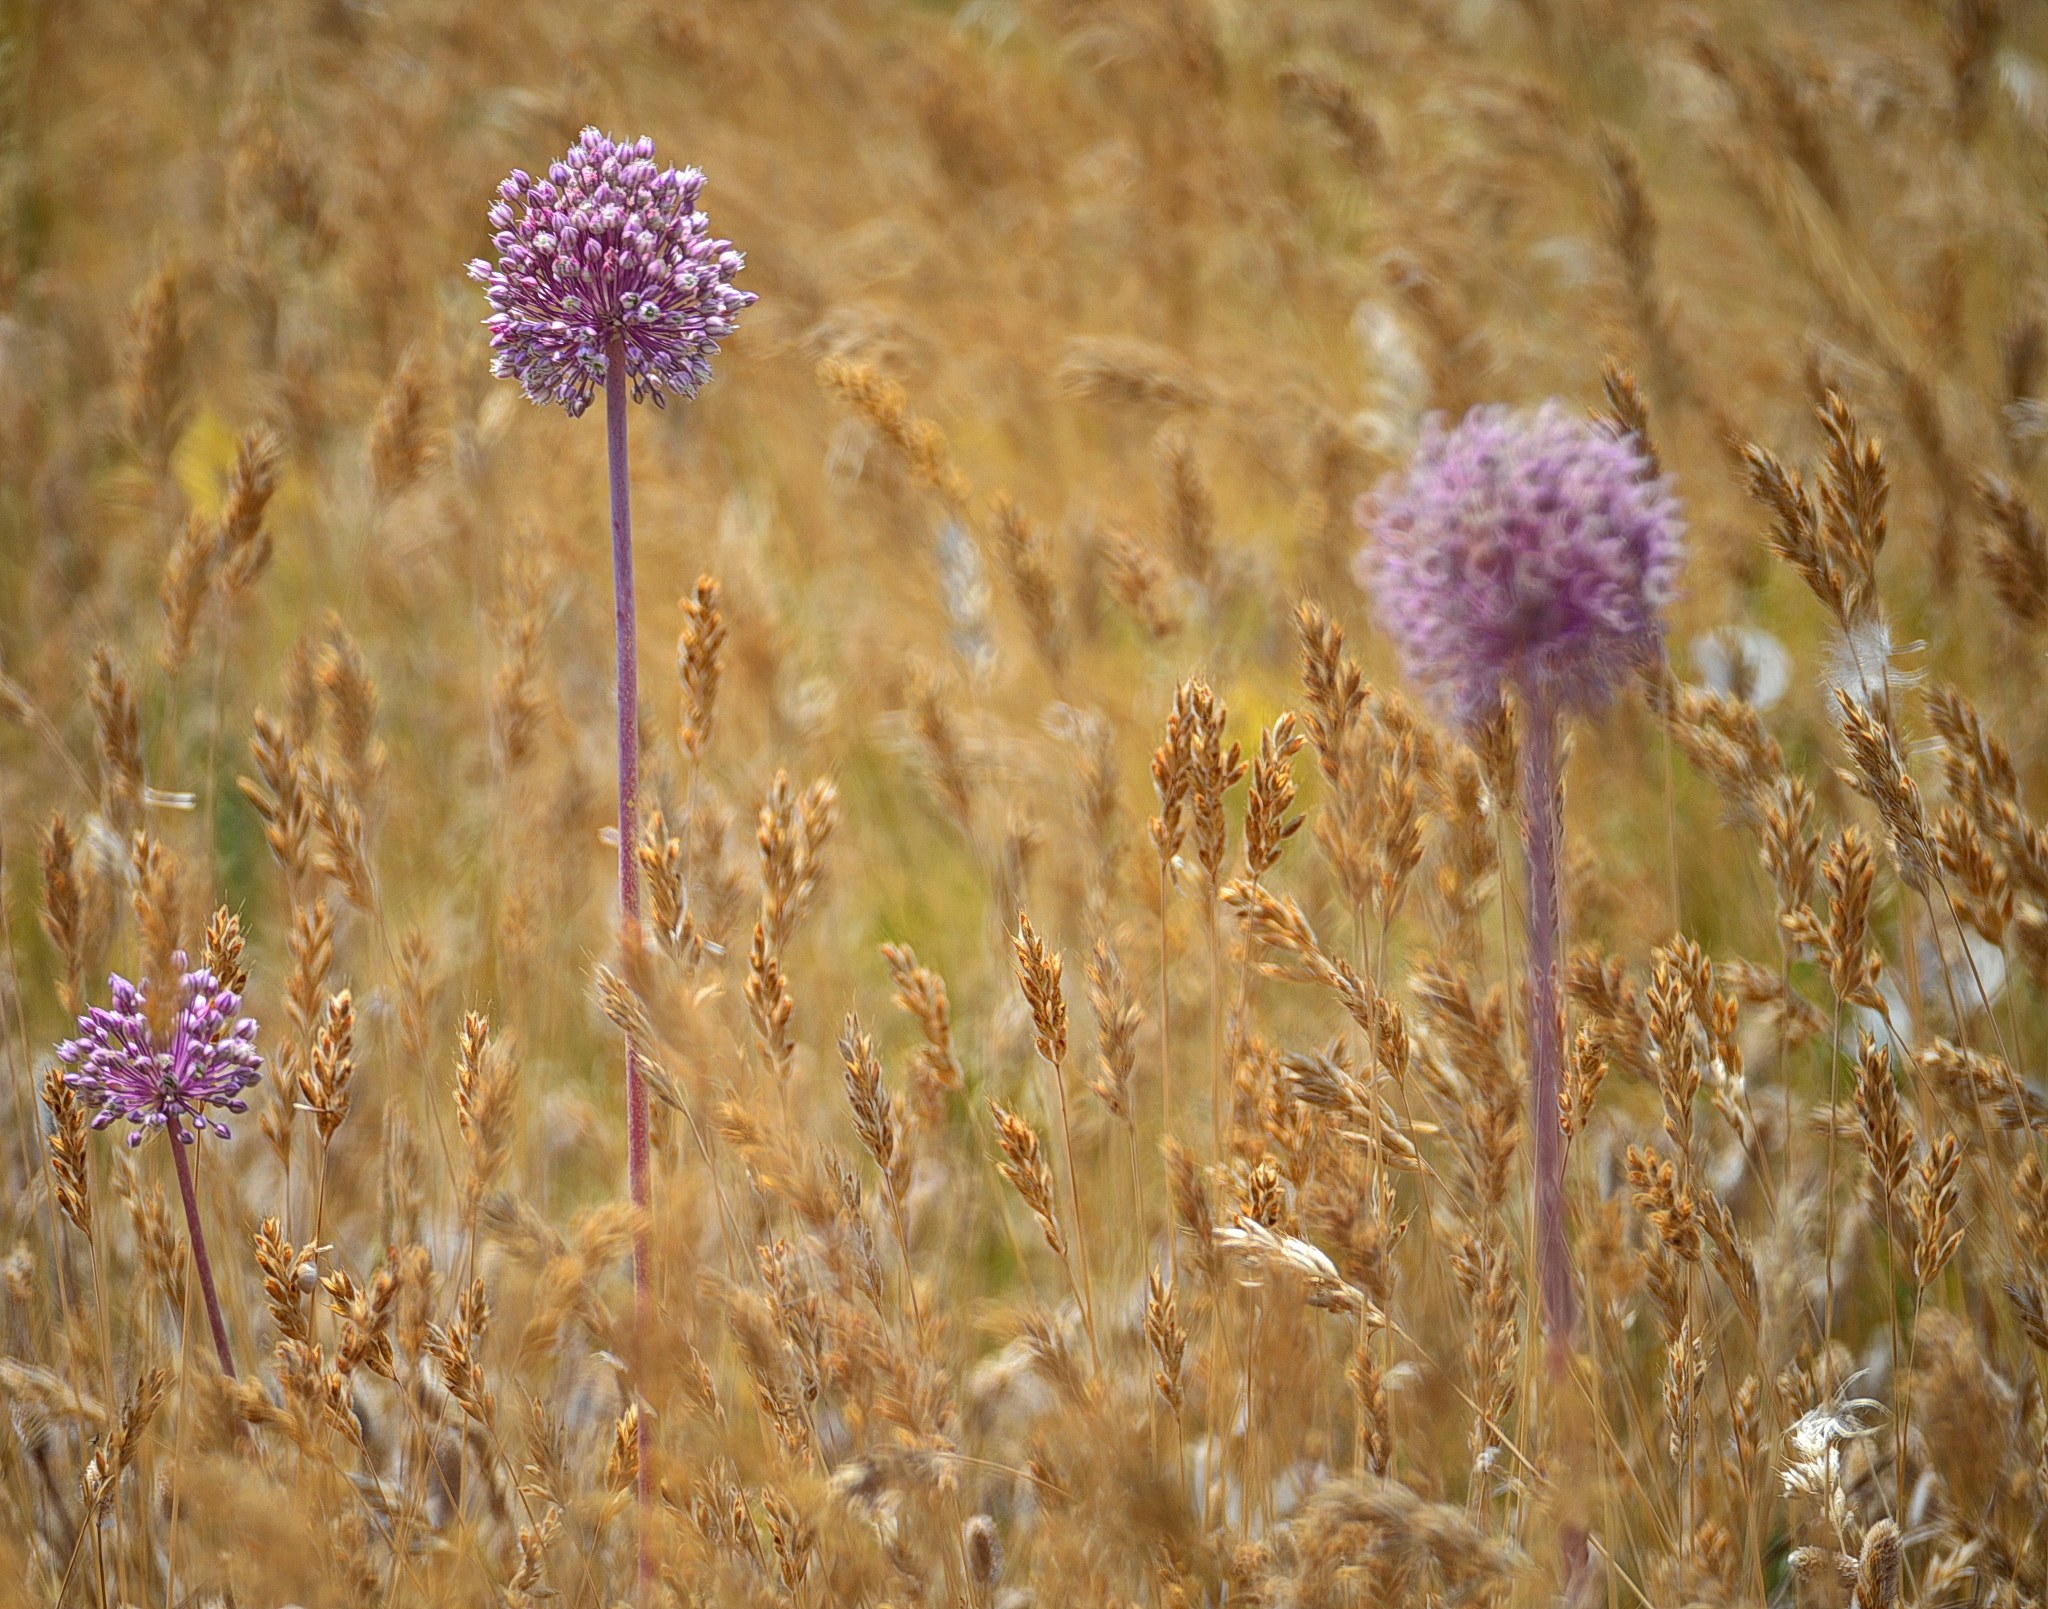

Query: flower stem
[
  {"left": 1521, "top": 703, "right": 1577, "bottom": 1345},
  {"left": 605, "top": 338, "right": 655, "bottom": 1587},
  {"left": 167, "top": 1120, "right": 236, "bottom": 1378}
]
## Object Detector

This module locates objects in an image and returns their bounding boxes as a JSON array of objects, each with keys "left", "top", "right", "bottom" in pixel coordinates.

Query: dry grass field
[{"left": 6, "top": 0, "right": 2048, "bottom": 1604}]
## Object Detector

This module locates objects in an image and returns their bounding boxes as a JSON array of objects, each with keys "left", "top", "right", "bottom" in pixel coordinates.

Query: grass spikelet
[
  {"left": 370, "top": 342, "right": 437, "bottom": 501},
  {"left": 818, "top": 358, "right": 969, "bottom": 511},
  {"left": 215, "top": 428, "right": 285, "bottom": 603},
  {"left": 129, "top": 829, "right": 183, "bottom": 1028},
  {"left": 299, "top": 988, "right": 356, "bottom": 1147},
  {"left": 159, "top": 510, "right": 215, "bottom": 674},
  {"left": 1910, "top": 1133, "right": 1964, "bottom": 1289},
  {"left": 988, "top": 1097, "right": 1064, "bottom": 1257},
  {"left": 1084, "top": 934, "right": 1139, "bottom": 1127},
  {"left": 42, "top": 1064, "right": 93, "bottom": 1239},
  {"left": 122, "top": 264, "right": 189, "bottom": 471},
  {"left": 1056, "top": 336, "right": 1215, "bottom": 414},
  {"left": 882, "top": 941, "right": 963, "bottom": 1096},
  {"left": 316, "top": 625, "right": 385, "bottom": 801},
  {"left": 1975, "top": 471, "right": 2048, "bottom": 629},
  {"left": 677, "top": 573, "right": 725, "bottom": 762},
  {"left": 40, "top": 813, "right": 88, "bottom": 1014},
  {"left": 90, "top": 646, "right": 143, "bottom": 838},
  {"left": 239, "top": 709, "right": 317, "bottom": 894},
  {"left": 1103, "top": 526, "right": 1184, "bottom": 638},
  {"left": 1157, "top": 430, "right": 1219, "bottom": 591},
  {"left": 989, "top": 494, "right": 1066, "bottom": 674},
  {"left": 454, "top": 1012, "right": 515, "bottom": 1225},
  {"left": 1243, "top": 712, "right": 1306, "bottom": 880}
]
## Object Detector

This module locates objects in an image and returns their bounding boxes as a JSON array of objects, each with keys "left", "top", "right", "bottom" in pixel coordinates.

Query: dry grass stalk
[
  {"left": 90, "top": 646, "right": 144, "bottom": 838},
  {"left": 988, "top": 495, "right": 1066, "bottom": 674},
  {"left": 677, "top": 573, "right": 725, "bottom": 762},
  {"left": 818, "top": 358, "right": 970, "bottom": 511},
  {"left": 1596, "top": 132, "right": 1690, "bottom": 409},
  {"left": 425, "top": 1278, "right": 497, "bottom": 1425},
  {"left": 81, "top": 1365, "right": 168, "bottom": 1521},
  {"left": 1056, "top": 336, "right": 1215, "bottom": 414},
  {"left": 1928, "top": 685, "right": 2048, "bottom": 903},
  {"left": 1013, "top": 913, "right": 1100, "bottom": 1363},
  {"left": 254, "top": 1216, "right": 313, "bottom": 1346},
  {"left": 1853, "top": 1036, "right": 1915, "bottom": 1212},
  {"left": 160, "top": 510, "right": 216, "bottom": 674},
  {"left": 988, "top": 1098, "right": 1064, "bottom": 1257},
  {"left": 882, "top": 942, "right": 963, "bottom": 1105},
  {"left": 454, "top": 1013, "right": 515, "bottom": 1224},
  {"left": 1243, "top": 712, "right": 1306, "bottom": 881},
  {"left": 123, "top": 263, "right": 189, "bottom": 470},
  {"left": 1084, "top": 935, "right": 1139, "bottom": 1127},
  {"left": 1102, "top": 526, "right": 1183, "bottom": 638},
  {"left": 1909, "top": 1133, "right": 1964, "bottom": 1289},
  {"left": 215, "top": 428, "right": 285, "bottom": 603},
  {"left": 1783, "top": 827, "right": 1885, "bottom": 1011},
  {"left": 1975, "top": 471, "right": 2048, "bottom": 629},
  {"left": 1276, "top": 63, "right": 1385, "bottom": 175},
  {"left": 492, "top": 558, "right": 549, "bottom": 771},
  {"left": 1157, "top": 430, "right": 1219, "bottom": 591},
  {"left": 240, "top": 709, "right": 317, "bottom": 894},
  {"left": 839, "top": 1012, "right": 908, "bottom": 1204},
  {"left": 130, "top": 830, "right": 183, "bottom": 1031},
  {"left": 1832, "top": 689, "right": 1935, "bottom": 891},
  {"left": 905, "top": 659, "right": 977, "bottom": 835},
  {"left": 316, "top": 626, "right": 385, "bottom": 801},
  {"left": 757, "top": 769, "right": 837, "bottom": 952},
  {"left": 745, "top": 923, "right": 795, "bottom": 1087},
  {"left": 200, "top": 904, "right": 248, "bottom": 994},
  {"left": 40, "top": 813, "right": 88, "bottom": 1014},
  {"left": 298, "top": 988, "right": 356, "bottom": 1147},
  {"left": 370, "top": 343, "right": 437, "bottom": 501},
  {"left": 42, "top": 1064, "right": 93, "bottom": 1239},
  {"left": 1212, "top": 1215, "right": 1368, "bottom": 1317},
  {"left": 301, "top": 751, "right": 377, "bottom": 911},
  {"left": 1559, "top": 1026, "right": 1607, "bottom": 1143}
]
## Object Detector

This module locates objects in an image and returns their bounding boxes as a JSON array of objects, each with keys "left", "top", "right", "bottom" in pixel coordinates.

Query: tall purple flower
[
  {"left": 467, "top": 127, "right": 756, "bottom": 417},
  {"left": 472, "top": 128, "right": 753, "bottom": 1588},
  {"left": 1357, "top": 401, "right": 1685, "bottom": 1349},
  {"left": 58, "top": 958, "right": 262, "bottom": 1146},
  {"left": 1361, "top": 402, "right": 1684, "bottom": 725},
  {"left": 56, "top": 954, "right": 261, "bottom": 1378}
]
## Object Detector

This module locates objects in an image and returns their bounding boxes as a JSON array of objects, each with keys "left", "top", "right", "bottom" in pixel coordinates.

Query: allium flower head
[
  {"left": 468, "top": 127, "right": 756, "bottom": 417},
  {"left": 1357, "top": 402, "right": 1685, "bottom": 724},
  {"left": 57, "top": 955, "right": 262, "bottom": 1146}
]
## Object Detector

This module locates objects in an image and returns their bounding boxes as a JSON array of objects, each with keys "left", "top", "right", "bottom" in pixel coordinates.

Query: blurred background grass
[{"left": 6, "top": 0, "right": 2048, "bottom": 1601}]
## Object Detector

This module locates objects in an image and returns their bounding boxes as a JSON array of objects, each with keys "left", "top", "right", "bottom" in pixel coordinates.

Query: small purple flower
[
  {"left": 57, "top": 955, "right": 263, "bottom": 1146},
  {"left": 467, "top": 127, "right": 757, "bottom": 417},
  {"left": 1356, "top": 402, "right": 1685, "bottom": 724}
]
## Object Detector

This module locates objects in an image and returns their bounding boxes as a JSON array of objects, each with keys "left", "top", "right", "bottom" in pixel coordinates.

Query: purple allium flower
[
  {"left": 57, "top": 955, "right": 263, "bottom": 1146},
  {"left": 1357, "top": 402, "right": 1685, "bottom": 725},
  {"left": 467, "top": 127, "right": 756, "bottom": 417}
]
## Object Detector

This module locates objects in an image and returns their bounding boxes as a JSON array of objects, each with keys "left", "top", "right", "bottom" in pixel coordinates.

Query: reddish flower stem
[
  {"left": 604, "top": 338, "right": 655, "bottom": 1587},
  {"left": 167, "top": 1118, "right": 237, "bottom": 1378},
  {"left": 1522, "top": 703, "right": 1578, "bottom": 1345}
]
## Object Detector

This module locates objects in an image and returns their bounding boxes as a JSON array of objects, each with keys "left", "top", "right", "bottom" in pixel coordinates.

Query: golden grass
[{"left": 6, "top": 0, "right": 2048, "bottom": 1603}]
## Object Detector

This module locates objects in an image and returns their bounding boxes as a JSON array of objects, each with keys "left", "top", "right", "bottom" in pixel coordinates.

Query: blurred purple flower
[
  {"left": 1356, "top": 402, "right": 1684, "bottom": 725},
  {"left": 467, "top": 127, "right": 756, "bottom": 417},
  {"left": 57, "top": 956, "right": 262, "bottom": 1146}
]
